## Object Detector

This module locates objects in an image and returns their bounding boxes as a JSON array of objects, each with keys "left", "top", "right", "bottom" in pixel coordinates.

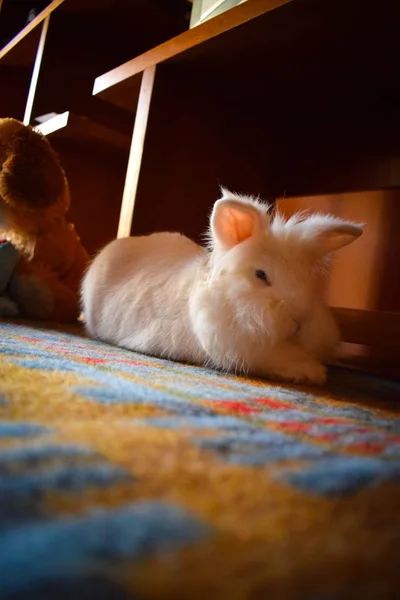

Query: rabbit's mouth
[{"left": 289, "top": 321, "right": 301, "bottom": 340}]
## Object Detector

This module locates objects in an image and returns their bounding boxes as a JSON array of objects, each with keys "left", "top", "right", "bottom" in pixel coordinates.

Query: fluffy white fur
[{"left": 81, "top": 189, "right": 363, "bottom": 385}]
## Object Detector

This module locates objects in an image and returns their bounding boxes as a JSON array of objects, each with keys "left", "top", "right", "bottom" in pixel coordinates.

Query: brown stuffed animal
[{"left": 0, "top": 118, "right": 89, "bottom": 323}]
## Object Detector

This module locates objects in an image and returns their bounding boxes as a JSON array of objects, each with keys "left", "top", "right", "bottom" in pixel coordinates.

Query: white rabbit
[{"left": 81, "top": 189, "right": 362, "bottom": 385}]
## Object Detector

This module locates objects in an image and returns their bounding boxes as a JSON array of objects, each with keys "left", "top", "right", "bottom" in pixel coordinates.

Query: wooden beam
[
  {"left": 23, "top": 15, "right": 50, "bottom": 125},
  {"left": 117, "top": 65, "right": 156, "bottom": 238}
]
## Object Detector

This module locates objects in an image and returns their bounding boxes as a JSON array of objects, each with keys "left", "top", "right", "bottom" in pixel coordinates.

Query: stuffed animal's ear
[
  {"left": 297, "top": 214, "right": 363, "bottom": 255},
  {"left": 211, "top": 195, "right": 263, "bottom": 249},
  {"left": 0, "top": 126, "right": 66, "bottom": 210}
]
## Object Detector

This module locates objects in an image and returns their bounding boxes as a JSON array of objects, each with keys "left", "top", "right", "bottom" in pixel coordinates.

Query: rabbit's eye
[{"left": 255, "top": 269, "right": 271, "bottom": 285}]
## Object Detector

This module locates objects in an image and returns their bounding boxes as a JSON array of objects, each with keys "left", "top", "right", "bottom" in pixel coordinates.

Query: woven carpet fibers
[{"left": 0, "top": 319, "right": 399, "bottom": 599}]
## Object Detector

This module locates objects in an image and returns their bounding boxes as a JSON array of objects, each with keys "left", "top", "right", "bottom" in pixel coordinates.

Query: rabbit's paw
[{"left": 273, "top": 361, "right": 327, "bottom": 386}]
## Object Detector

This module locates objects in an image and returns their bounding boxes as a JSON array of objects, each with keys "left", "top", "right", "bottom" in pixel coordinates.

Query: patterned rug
[{"left": 0, "top": 319, "right": 399, "bottom": 600}]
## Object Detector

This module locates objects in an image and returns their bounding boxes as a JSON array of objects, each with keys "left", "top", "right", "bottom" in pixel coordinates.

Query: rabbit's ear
[
  {"left": 211, "top": 199, "right": 262, "bottom": 249},
  {"left": 297, "top": 214, "right": 363, "bottom": 255}
]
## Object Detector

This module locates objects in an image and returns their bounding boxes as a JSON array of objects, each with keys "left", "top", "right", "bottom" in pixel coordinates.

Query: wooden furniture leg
[
  {"left": 117, "top": 65, "right": 156, "bottom": 238},
  {"left": 23, "top": 15, "right": 50, "bottom": 125}
]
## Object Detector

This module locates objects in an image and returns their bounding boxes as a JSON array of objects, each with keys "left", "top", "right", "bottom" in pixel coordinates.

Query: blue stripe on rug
[
  {"left": 0, "top": 462, "right": 132, "bottom": 497},
  {"left": 0, "top": 421, "right": 51, "bottom": 438},
  {"left": 0, "top": 443, "right": 97, "bottom": 469},
  {"left": 195, "top": 429, "right": 334, "bottom": 465},
  {"left": 0, "top": 501, "right": 211, "bottom": 596},
  {"left": 279, "top": 457, "right": 400, "bottom": 495}
]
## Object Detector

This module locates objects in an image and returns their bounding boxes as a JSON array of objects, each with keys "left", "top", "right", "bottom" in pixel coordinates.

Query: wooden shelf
[
  {"left": 34, "top": 111, "right": 131, "bottom": 152},
  {"left": 93, "top": 0, "right": 400, "bottom": 117},
  {"left": 0, "top": 0, "right": 148, "bottom": 61},
  {"left": 0, "top": 0, "right": 64, "bottom": 61},
  {"left": 93, "top": 0, "right": 291, "bottom": 108},
  {"left": 0, "top": 26, "right": 42, "bottom": 67},
  {"left": 0, "top": 0, "right": 189, "bottom": 65}
]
